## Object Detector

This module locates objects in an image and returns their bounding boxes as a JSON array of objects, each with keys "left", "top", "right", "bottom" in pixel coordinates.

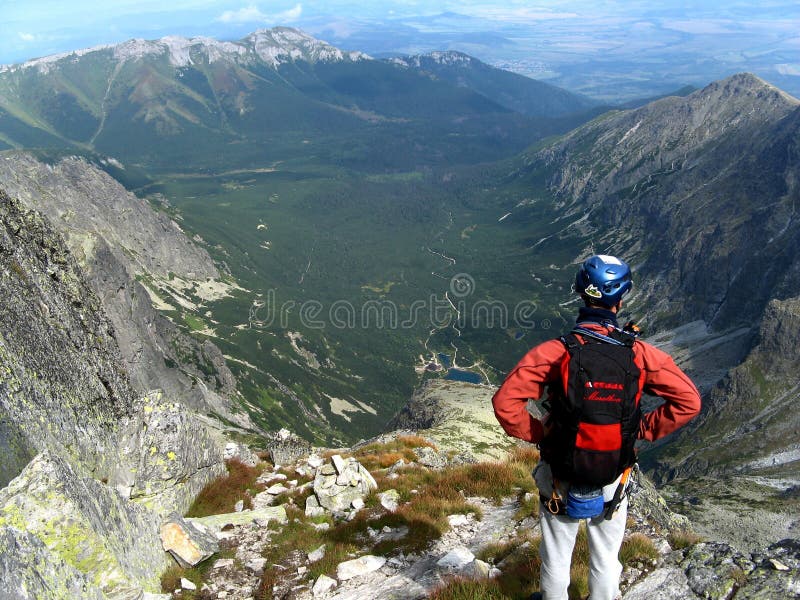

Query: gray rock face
[
  {"left": 115, "top": 391, "right": 227, "bottom": 515},
  {"left": 0, "top": 153, "right": 246, "bottom": 424},
  {"left": 623, "top": 566, "right": 694, "bottom": 600},
  {"left": 740, "top": 539, "right": 800, "bottom": 598},
  {"left": 0, "top": 452, "right": 171, "bottom": 598},
  {"left": 533, "top": 74, "right": 800, "bottom": 330},
  {"left": 622, "top": 538, "right": 800, "bottom": 600},
  {"left": 383, "top": 380, "right": 516, "bottom": 462},
  {"left": 0, "top": 193, "right": 229, "bottom": 594},
  {"left": 0, "top": 525, "right": 106, "bottom": 600},
  {"left": 0, "top": 190, "right": 135, "bottom": 486}
]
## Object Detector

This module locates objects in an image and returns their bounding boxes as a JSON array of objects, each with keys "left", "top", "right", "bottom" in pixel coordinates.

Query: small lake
[{"left": 445, "top": 369, "right": 483, "bottom": 384}]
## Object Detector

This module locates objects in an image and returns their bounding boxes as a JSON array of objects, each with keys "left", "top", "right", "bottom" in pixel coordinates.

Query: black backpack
[{"left": 540, "top": 327, "right": 642, "bottom": 487}]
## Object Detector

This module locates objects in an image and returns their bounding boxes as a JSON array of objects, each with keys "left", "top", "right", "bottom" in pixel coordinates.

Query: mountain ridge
[{"left": 0, "top": 27, "right": 369, "bottom": 74}]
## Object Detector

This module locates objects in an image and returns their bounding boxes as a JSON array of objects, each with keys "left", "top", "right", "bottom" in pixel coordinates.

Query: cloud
[
  {"left": 458, "top": 6, "right": 579, "bottom": 21},
  {"left": 277, "top": 4, "right": 302, "bottom": 21},
  {"left": 217, "top": 3, "right": 302, "bottom": 24},
  {"left": 218, "top": 5, "right": 268, "bottom": 23},
  {"left": 18, "top": 32, "right": 36, "bottom": 42}
]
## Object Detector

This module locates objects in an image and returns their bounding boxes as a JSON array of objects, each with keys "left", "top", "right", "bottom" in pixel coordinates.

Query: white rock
[
  {"left": 288, "top": 479, "right": 298, "bottom": 487},
  {"left": 278, "top": 428, "right": 292, "bottom": 440},
  {"left": 260, "top": 473, "right": 288, "bottom": 484},
  {"left": 307, "top": 455, "right": 324, "bottom": 469},
  {"left": 298, "top": 566, "right": 308, "bottom": 575},
  {"left": 247, "top": 557, "right": 267, "bottom": 573},
  {"left": 336, "top": 555, "right": 387, "bottom": 580},
  {"left": 312, "top": 575, "right": 337, "bottom": 596},
  {"left": 447, "top": 514, "right": 469, "bottom": 527},
  {"left": 311, "top": 522, "right": 330, "bottom": 532},
  {"left": 213, "top": 558, "right": 235, "bottom": 570},
  {"left": 489, "top": 567, "right": 502, "bottom": 578},
  {"left": 331, "top": 454, "right": 347, "bottom": 474},
  {"left": 351, "top": 498, "right": 365, "bottom": 510},
  {"left": 769, "top": 558, "right": 790, "bottom": 571},
  {"left": 234, "top": 500, "right": 244, "bottom": 512},
  {"left": 308, "top": 544, "right": 326, "bottom": 563},
  {"left": 436, "top": 547, "right": 476, "bottom": 570},
  {"left": 461, "top": 559, "right": 491, "bottom": 579},
  {"left": 180, "top": 578, "right": 197, "bottom": 590},
  {"left": 378, "top": 489, "right": 400, "bottom": 511},
  {"left": 267, "top": 484, "right": 289, "bottom": 495}
]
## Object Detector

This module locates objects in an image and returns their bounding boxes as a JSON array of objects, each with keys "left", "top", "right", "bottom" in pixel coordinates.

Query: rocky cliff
[
  {"left": 0, "top": 192, "right": 228, "bottom": 597},
  {"left": 527, "top": 73, "right": 800, "bottom": 332},
  {"left": 641, "top": 297, "right": 800, "bottom": 552},
  {"left": 0, "top": 152, "right": 250, "bottom": 427},
  {"left": 385, "top": 379, "right": 517, "bottom": 462}
]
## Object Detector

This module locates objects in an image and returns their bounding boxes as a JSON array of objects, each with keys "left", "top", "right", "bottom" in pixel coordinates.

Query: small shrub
[
  {"left": 429, "top": 576, "right": 510, "bottom": 600},
  {"left": 515, "top": 491, "right": 539, "bottom": 520},
  {"left": 667, "top": 529, "right": 704, "bottom": 550},
  {"left": 507, "top": 444, "right": 540, "bottom": 469},
  {"left": 439, "top": 460, "right": 534, "bottom": 502},
  {"left": 186, "top": 459, "right": 262, "bottom": 517},
  {"left": 160, "top": 564, "right": 185, "bottom": 593},
  {"left": 619, "top": 533, "right": 659, "bottom": 565},
  {"left": 493, "top": 538, "right": 541, "bottom": 599}
]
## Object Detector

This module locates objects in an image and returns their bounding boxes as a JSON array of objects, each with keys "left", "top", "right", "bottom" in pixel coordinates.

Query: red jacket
[{"left": 492, "top": 323, "right": 701, "bottom": 444}]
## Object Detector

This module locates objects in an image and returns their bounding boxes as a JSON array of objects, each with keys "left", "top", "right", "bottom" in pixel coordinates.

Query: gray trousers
[{"left": 534, "top": 462, "right": 627, "bottom": 600}]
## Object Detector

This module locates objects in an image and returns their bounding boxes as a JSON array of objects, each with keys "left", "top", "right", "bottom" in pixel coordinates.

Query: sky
[{"left": 2, "top": 1, "right": 798, "bottom": 100}]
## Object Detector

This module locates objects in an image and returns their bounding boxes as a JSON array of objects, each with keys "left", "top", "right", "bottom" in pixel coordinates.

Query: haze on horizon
[{"left": 2, "top": 1, "right": 799, "bottom": 101}]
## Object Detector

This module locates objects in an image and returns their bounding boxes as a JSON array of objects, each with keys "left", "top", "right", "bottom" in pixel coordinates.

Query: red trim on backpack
[{"left": 575, "top": 422, "right": 622, "bottom": 451}]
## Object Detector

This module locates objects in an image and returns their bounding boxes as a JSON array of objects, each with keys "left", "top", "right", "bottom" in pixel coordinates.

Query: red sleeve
[
  {"left": 636, "top": 341, "right": 702, "bottom": 441},
  {"left": 492, "top": 339, "right": 565, "bottom": 443}
]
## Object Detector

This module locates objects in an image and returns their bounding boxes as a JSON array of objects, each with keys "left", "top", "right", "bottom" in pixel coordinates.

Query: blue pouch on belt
[{"left": 565, "top": 485, "right": 604, "bottom": 519}]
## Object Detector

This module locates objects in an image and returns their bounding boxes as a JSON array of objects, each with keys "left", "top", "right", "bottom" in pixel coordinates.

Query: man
[{"left": 493, "top": 254, "right": 701, "bottom": 600}]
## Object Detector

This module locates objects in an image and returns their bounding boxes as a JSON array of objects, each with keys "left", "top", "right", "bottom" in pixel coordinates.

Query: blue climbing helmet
[{"left": 574, "top": 254, "right": 632, "bottom": 308}]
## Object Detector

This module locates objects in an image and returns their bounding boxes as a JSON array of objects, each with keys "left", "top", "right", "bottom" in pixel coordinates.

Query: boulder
[
  {"left": 436, "top": 547, "right": 475, "bottom": 570},
  {"left": 313, "top": 457, "right": 377, "bottom": 512},
  {"left": 0, "top": 525, "right": 106, "bottom": 600},
  {"left": 462, "top": 559, "right": 491, "bottom": 579},
  {"left": 378, "top": 489, "right": 400, "bottom": 512},
  {"left": 337, "top": 555, "right": 387, "bottom": 580},
  {"left": 223, "top": 442, "right": 259, "bottom": 467},
  {"left": 622, "top": 566, "right": 695, "bottom": 599},
  {"left": 313, "top": 574, "right": 338, "bottom": 596},
  {"left": 186, "top": 506, "right": 288, "bottom": 535},
  {"left": 267, "top": 429, "right": 311, "bottom": 465},
  {"left": 305, "top": 495, "right": 325, "bottom": 518},
  {"left": 0, "top": 452, "right": 170, "bottom": 598},
  {"left": 682, "top": 542, "right": 755, "bottom": 599},
  {"left": 160, "top": 515, "right": 219, "bottom": 568},
  {"left": 413, "top": 446, "right": 448, "bottom": 469},
  {"left": 308, "top": 544, "right": 327, "bottom": 563}
]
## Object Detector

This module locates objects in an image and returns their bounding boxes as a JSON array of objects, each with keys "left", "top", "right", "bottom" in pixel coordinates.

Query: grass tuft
[
  {"left": 429, "top": 577, "right": 510, "bottom": 600},
  {"left": 619, "top": 533, "right": 659, "bottom": 565},
  {"left": 185, "top": 459, "right": 263, "bottom": 518},
  {"left": 667, "top": 529, "right": 704, "bottom": 550}
]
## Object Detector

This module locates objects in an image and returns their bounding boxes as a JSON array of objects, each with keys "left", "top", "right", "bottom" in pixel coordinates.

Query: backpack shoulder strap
[
  {"left": 572, "top": 325, "right": 635, "bottom": 347},
  {"left": 559, "top": 332, "right": 581, "bottom": 351}
]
